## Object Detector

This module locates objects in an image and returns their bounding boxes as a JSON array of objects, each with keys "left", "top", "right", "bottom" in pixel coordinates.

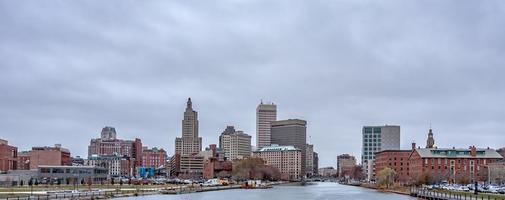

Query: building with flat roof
[
  {"left": 142, "top": 147, "right": 167, "bottom": 169},
  {"left": 256, "top": 102, "right": 277, "bottom": 148},
  {"left": 29, "top": 144, "right": 71, "bottom": 170},
  {"left": 219, "top": 127, "right": 252, "bottom": 161},
  {"left": 38, "top": 165, "right": 108, "bottom": 184},
  {"left": 337, "top": 154, "right": 357, "bottom": 178},
  {"left": 306, "top": 144, "right": 314, "bottom": 177},
  {"left": 0, "top": 139, "right": 17, "bottom": 172},
  {"left": 361, "top": 125, "right": 400, "bottom": 180},
  {"left": 374, "top": 150, "right": 411, "bottom": 182},
  {"left": 253, "top": 144, "right": 302, "bottom": 180},
  {"left": 271, "top": 119, "right": 307, "bottom": 176}
]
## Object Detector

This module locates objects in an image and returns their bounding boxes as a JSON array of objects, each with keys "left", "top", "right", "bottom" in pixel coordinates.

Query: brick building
[
  {"left": 88, "top": 127, "right": 143, "bottom": 177},
  {"left": 142, "top": 147, "right": 167, "bottom": 169},
  {"left": 17, "top": 151, "right": 30, "bottom": 170},
  {"left": 410, "top": 146, "right": 503, "bottom": 184},
  {"left": 0, "top": 139, "right": 17, "bottom": 172},
  {"left": 29, "top": 144, "right": 71, "bottom": 170},
  {"left": 374, "top": 150, "right": 411, "bottom": 183},
  {"left": 203, "top": 144, "right": 232, "bottom": 179}
]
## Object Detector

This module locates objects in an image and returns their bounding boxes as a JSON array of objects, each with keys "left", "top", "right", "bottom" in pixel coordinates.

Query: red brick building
[
  {"left": 409, "top": 146, "right": 503, "bottom": 184},
  {"left": 374, "top": 150, "right": 412, "bottom": 183},
  {"left": 142, "top": 147, "right": 167, "bottom": 168},
  {"left": 17, "top": 151, "right": 30, "bottom": 170},
  {"left": 88, "top": 127, "right": 143, "bottom": 176},
  {"left": 29, "top": 144, "right": 71, "bottom": 170},
  {"left": 0, "top": 139, "right": 17, "bottom": 172}
]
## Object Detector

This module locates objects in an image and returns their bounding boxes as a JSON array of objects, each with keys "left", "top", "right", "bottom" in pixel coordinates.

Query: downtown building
[
  {"left": 0, "top": 139, "right": 17, "bottom": 172},
  {"left": 142, "top": 147, "right": 167, "bottom": 169},
  {"left": 171, "top": 98, "right": 204, "bottom": 178},
  {"left": 270, "top": 119, "right": 307, "bottom": 177},
  {"left": 306, "top": 144, "right": 314, "bottom": 177},
  {"left": 361, "top": 125, "right": 400, "bottom": 180},
  {"left": 374, "top": 129, "right": 504, "bottom": 184},
  {"left": 337, "top": 154, "right": 357, "bottom": 178},
  {"left": 219, "top": 126, "right": 252, "bottom": 161},
  {"left": 253, "top": 144, "right": 302, "bottom": 180},
  {"left": 87, "top": 127, "right": 143, "bottom": 177},
  {"left": 24, "top": 144, "right": 72, "bottom": 170},
  {"left": 256, "top": 102, "right": 277, "bottom": 149}
]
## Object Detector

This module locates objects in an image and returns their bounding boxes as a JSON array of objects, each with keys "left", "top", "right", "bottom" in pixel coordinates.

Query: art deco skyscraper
[
  {"left": 175, "top": 98, "right": 202, "bottom": 156},
  {"left": 256, "top": 102, "right": 277, "bottom": 148}
]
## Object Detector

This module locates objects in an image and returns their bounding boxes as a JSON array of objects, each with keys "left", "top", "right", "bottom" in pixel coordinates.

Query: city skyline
[{"left": 1, "top": 1, "right": 505, "bottom": 168}]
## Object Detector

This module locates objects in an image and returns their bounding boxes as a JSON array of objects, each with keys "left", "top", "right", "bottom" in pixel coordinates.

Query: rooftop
[
  {"left": 415, "top": 147, "right": 503, "bottom": 159},
  {"left": 257, "top": 144, "right": 300, "bottom": 152}
]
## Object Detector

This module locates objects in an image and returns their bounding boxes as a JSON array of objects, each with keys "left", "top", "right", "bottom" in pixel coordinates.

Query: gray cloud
[{"left": 1, "top": 0, "right": 505, "bottom": 167}]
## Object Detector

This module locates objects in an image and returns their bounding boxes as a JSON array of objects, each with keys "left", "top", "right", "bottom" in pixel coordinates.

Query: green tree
[{"left": 377, "top": 167, "right": 396, "bottom": 189}]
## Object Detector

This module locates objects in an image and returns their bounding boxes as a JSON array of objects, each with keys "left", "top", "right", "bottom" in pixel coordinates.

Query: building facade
[
  {"left": 497, "top": 148, "right": 505, "bottom": 159},
  {"left": 256, "top": 102, "right": 277, "bottom": 148},
  {"left": 374, "top": 150, "right": 411, "bottom": 182},
  {"left": 253, "top": 144, "right": 302, "bottom": 180},
  {"left": 17, "top": 151, "right": 30, "bottom": 170},
  {"left": 219, "top": 127, "right": 252, "bottom": 161},
  {"left": 38, "top": 165, "right": 108, "bottom": 184},
  {"left": 305, "top": 144, "right": 314, "bottom": 177},
  {"left": 318, "top": 167, "right": 337, "bottom": 177},
  {"left": 409, "top": 146, "right": 503, "bottom": 184},
  {"left": 175, "top": 98, "right": 202, "bottom": 156},
  {"left": 0, "top": 139, "right": 17, "bottom": 172},
  {"left": 337, "top": 154, "right": 357, "bottom": 178},
  {"left": 88, "top": 127, "right": 142, "bottom": 177},
  {"left": 87, "top": 155, "right": 131, "bottom": 177},
  {"left": 361, "top": 125, "right": 400, "bottom": 180},
  {"left": 142, "top": 147, "right": 167, "bottom": 169},
  {"left": 313, "top": 152, "right": 319, "bottom": 175},
  {"left": 29, "top": 144, "right": 71, "bottom": 170},
  {"left": 270, "top": 119, "right": 307, "bottom": 176}
]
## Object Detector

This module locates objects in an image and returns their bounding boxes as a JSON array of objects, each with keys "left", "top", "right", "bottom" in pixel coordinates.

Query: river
[{"left": 116, "top": 182, "right": 417, "bottom": 200}]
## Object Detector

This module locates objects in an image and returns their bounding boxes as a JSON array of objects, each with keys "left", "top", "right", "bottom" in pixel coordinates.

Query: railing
[
  {"left": 410, "top": 187, "right": 505, "bottom": 200},
  {"left": 3, "top": 188, "right": 159, "bottom": 200}
]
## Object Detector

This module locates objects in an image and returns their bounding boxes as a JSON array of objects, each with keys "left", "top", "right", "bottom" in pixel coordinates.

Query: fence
[
  {"left": 410, "top": 187, "right": 505, "bottom": 200},
  {"left": 2, "top": 188, "right": 159, "bottom": 200}
]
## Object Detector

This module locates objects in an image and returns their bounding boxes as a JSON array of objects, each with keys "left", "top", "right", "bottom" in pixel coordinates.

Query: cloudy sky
[{"left": 1, "top": 1, "right": 505, "bottom": 167}]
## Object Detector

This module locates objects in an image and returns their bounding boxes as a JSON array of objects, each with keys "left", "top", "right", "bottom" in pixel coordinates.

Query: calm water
[{"left": 117, "top": 182, "right": 416, "bottom": 200}]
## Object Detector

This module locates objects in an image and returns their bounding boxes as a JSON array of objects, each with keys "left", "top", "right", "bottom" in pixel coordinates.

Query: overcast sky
[{"left": 1, "top": 1, "right": 505, "bottom": 167}]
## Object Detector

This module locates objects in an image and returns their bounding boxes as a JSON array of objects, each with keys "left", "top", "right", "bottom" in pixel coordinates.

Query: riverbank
[
  {"left": 0, "top": 181, "right": 288, "bottom": 199},
  {"left": 340, "top": 182, "right": 411, "bottom": 196}
]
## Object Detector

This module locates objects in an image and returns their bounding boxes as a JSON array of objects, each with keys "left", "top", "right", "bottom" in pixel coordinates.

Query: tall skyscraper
[
  {"left": 270, "top": 119, "right": 307, "bottom": 176},
  {"left": 361, "top": 125, "right": 400, "bottom": 180},
  {"left": 256, "top": 102, "right": 277, "bottom": 148},
  {"left": 426, "top": 128, "right": 435, "bottom": 148},
  {"left": 175, "top": 98, "right": 202, "bottom": 156}
]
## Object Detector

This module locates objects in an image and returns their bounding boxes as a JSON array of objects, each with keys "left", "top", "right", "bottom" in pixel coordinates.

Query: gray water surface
[{"left": 116, "top": 182, "right": 416, "bottom": 200}]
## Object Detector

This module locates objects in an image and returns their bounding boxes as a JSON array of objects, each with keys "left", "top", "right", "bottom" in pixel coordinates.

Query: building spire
[{"left": 186, "top": 97, "right": 192, "bottom": 109}]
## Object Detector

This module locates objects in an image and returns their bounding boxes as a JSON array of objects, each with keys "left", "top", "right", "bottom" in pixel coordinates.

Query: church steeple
[{"left": 426, "top": 128, "right": 435, "bottom": 148}]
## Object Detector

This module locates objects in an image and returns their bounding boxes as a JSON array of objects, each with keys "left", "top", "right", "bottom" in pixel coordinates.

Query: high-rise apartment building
[
  {"left": 361, "top": 125, "right": 400, "bottom": 180},
  {"left": 256, "top": 102, "right": 277, "bottom": 148},
  {"left": 175, "top": 98, "right": 202, "bottom": 156},
  {"left": 219, "top": 126, "right": 252, "bottom": 160},
  {"left": 271, "top": 119, "right": 307, "bottom": 176}
]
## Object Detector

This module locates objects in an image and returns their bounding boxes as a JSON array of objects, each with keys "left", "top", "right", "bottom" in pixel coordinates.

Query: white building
[{"left": 361, "top": 125, "right": 400, "bottom": 180}]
